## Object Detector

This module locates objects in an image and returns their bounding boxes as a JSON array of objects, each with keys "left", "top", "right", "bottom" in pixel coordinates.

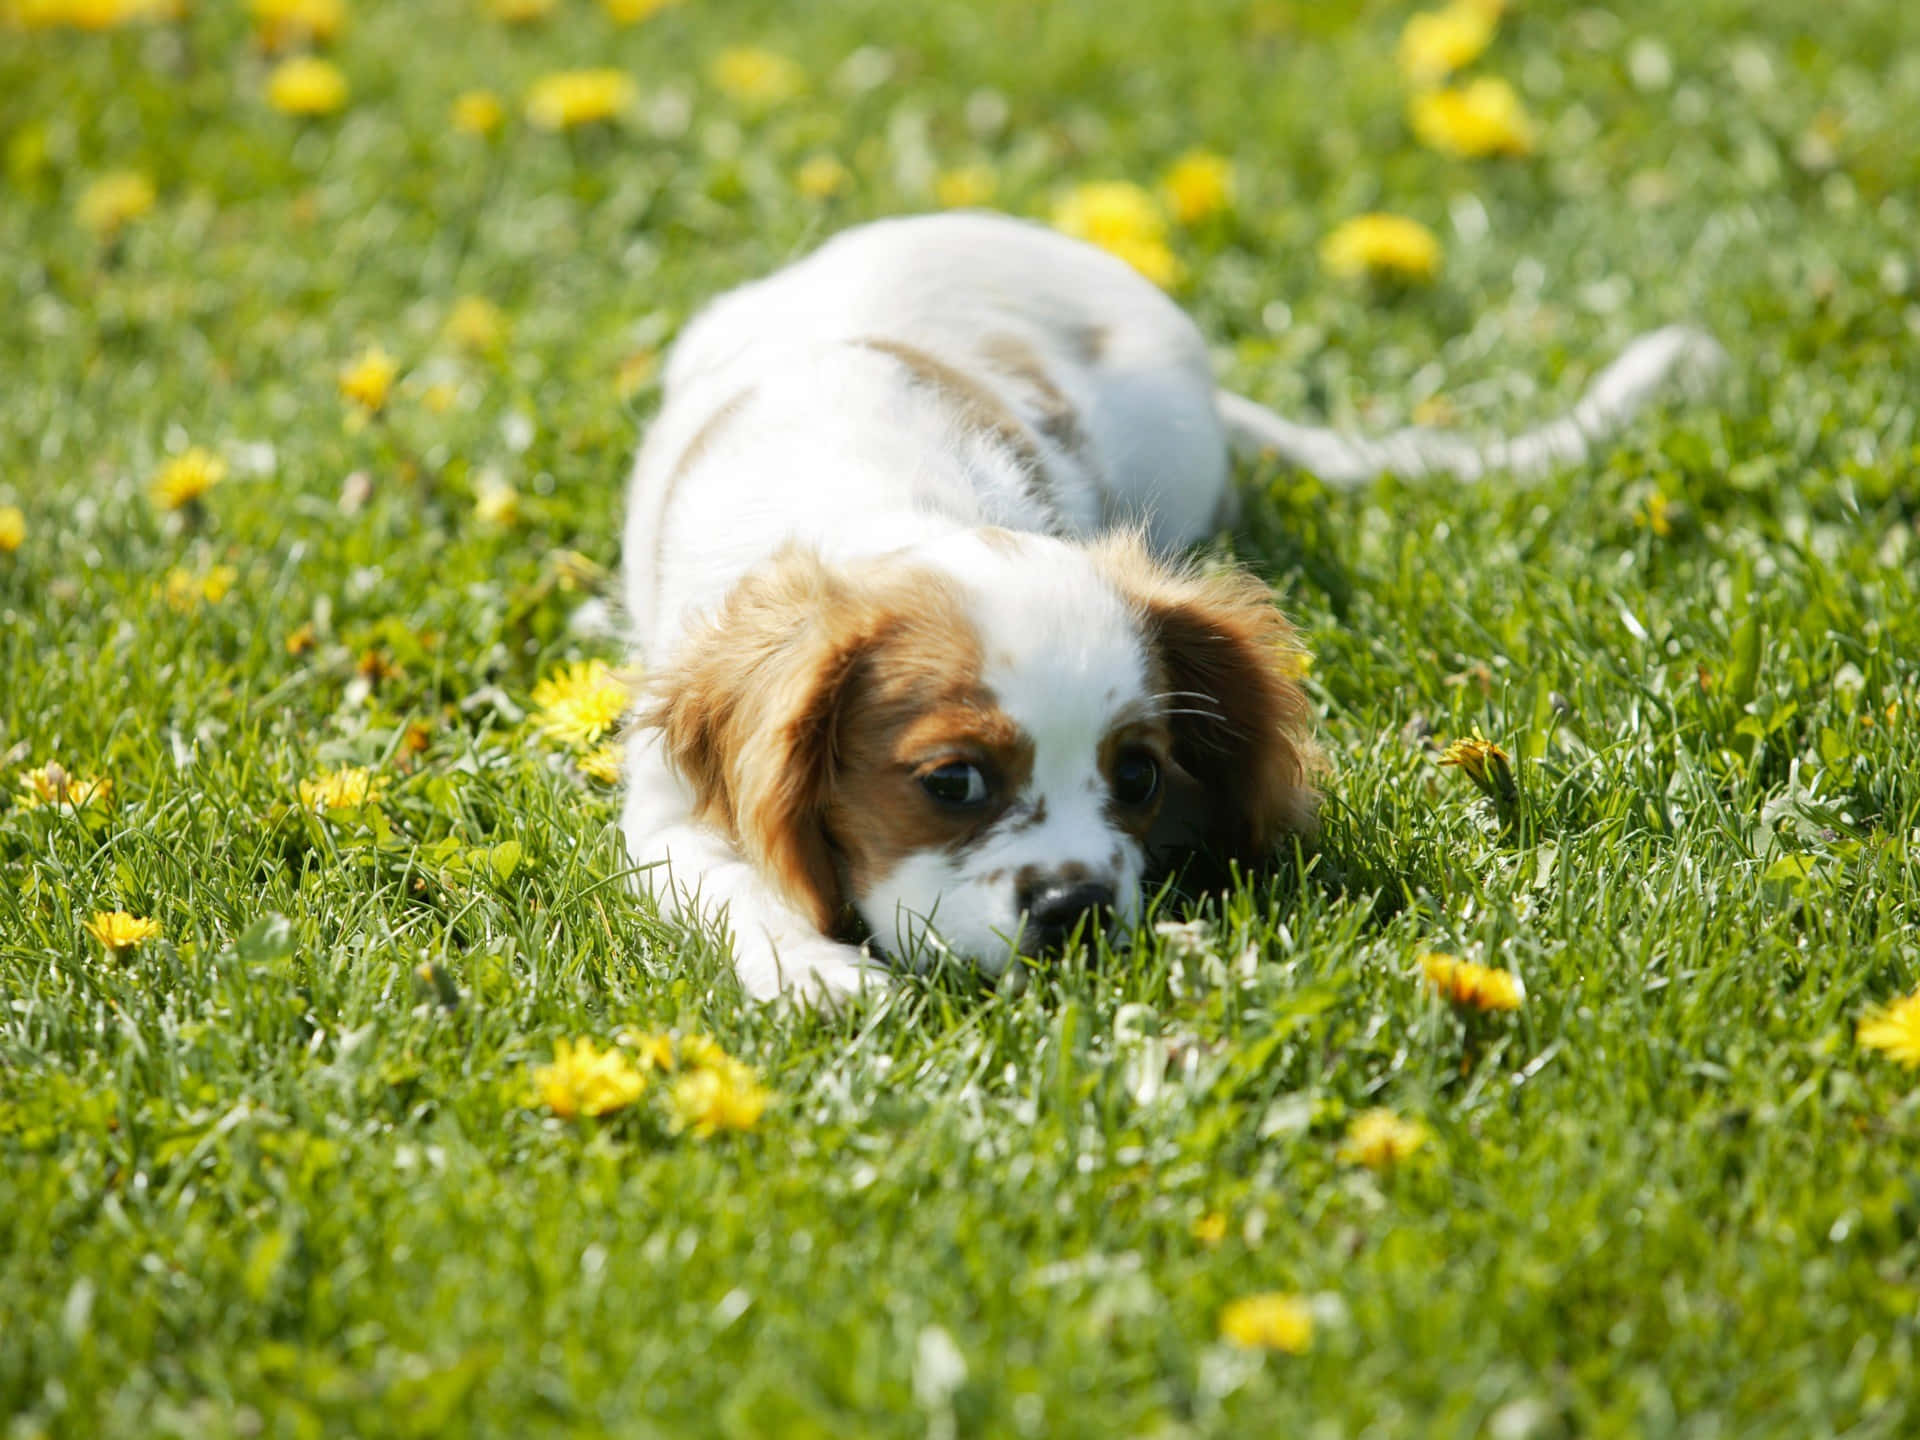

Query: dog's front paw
[{"left": 733, "top": 931, "right": 890, "bottom": 1011}]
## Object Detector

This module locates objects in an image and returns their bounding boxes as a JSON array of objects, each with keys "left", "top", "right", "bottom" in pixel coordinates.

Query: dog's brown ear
[
  {"left": 643, "top": 548, "right": 868, "bottom": 934},
  {"left": 1095, "top": 534, "right": 1320, "bottom": 865}
]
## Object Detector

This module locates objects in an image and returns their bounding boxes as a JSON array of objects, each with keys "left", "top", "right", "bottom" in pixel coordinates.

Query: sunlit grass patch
[{"left": 2, "top": 0, "right": 1918, "bottom": 1435}]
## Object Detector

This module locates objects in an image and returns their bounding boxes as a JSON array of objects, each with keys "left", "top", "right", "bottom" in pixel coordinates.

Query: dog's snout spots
[{"left": 1003, "top": 796, "right": 1048, "bottom": 833}]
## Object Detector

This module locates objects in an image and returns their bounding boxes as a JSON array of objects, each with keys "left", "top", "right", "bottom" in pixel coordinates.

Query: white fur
[
  {"left": 620, "top": 212, "right": 1713, "bottom": 1005},
  {"left": 858, "top": 532, "right": 1154, "bottom": 975}
]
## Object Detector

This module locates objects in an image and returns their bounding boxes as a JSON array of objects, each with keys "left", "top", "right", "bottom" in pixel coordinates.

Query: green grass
[{"left": 4, "top": 1, "right": 1920, "bottom": 1435}]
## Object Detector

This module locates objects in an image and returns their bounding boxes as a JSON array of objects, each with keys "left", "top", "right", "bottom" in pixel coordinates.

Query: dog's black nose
[{"left": 1019, "top": 880, "right": 1116, "bottom": 951}]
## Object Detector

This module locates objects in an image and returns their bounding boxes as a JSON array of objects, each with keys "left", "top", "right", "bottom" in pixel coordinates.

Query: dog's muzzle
[{"left": 1017, "top": 876, "right": 1116, "bottom": 953}]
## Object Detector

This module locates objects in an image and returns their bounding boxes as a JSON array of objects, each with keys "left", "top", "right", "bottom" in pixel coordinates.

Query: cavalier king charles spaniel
[{"left": 618, "top": 212, "right": 1717, "bottom": 1005}]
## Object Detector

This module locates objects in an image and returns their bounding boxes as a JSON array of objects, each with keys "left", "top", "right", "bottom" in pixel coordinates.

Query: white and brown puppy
[{"left": 620, "top": 212, "right": 1717, "bottom": 1004}]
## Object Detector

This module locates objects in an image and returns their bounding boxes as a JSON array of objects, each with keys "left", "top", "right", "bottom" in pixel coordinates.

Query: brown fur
[
  {"left": 645, "top": 548, "right": 1017, "bottom": 933},
  {"left": 828, "top": 651, "right": 1032, "bottom": 907},
  {"left": 853, "top": 336, "right": 1061, "bottom": 524},
  {"left": 979, "top": 331, "right": 1094, "bottom": 466},
  {"left": 648, "top": 534, "right": 1317, "bottom": 938},
  {"left": 1093, "top": 534, "right": 1320, "bottom": 863}
]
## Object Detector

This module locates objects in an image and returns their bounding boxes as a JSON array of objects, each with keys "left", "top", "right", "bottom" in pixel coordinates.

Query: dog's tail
[{"left": 1216, "top": 324, "right": 1724, "bottom": 485}]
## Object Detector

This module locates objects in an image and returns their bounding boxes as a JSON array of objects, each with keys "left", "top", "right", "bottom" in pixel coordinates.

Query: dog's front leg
[{"left": 620, "top": 736, "right": 885, "bottom": 1006}]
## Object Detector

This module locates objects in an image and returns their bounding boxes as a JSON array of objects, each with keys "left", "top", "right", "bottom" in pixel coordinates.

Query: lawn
[{"left": 3, "top": 0, "right": 1919, "bottom": 1435}]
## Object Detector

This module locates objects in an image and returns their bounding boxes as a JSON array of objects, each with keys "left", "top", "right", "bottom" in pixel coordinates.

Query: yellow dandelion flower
[
  {"left": 298, "top": 764, "right": 383, "bottom": 811},
  {"left": 1191, "top": 1210, "right": 1229, "bottom": 1246},
  {"left": 1219, "top": 1292, "right": 1314, "bottom": 1354},
  {"left": 668, "top": 1058, "right": 773, "bottom": 1137},
  {"left": 795, "top": 153, "right": 851, "bottom": 200},
  {"left": 1421, "top": 952, "right": 1525, "bottom": 1012},
  {"left": 161, "top": 564, "right": 239, "bottom": 612},
  {"left": 19, "top": 0, "right": 176, "bottom": 31},
  {"left": 249, "top": 0, "right": 344, "bottom": 52},
  {"left": 1161, "top": 150, "right": 1234, "bottom": 226},
  {"left": 451, "top": 90, "right": 506, "bottom": 138},
  {"left": 531, "top": 659, "right": 630, "bottom": 749},
  {"left": 1437, "top": 725, "right": 1516, "bottom": 802},
  {"left": 524, "top": 68, "right": 636, "bottom": 131},
  {"left": 601, "top": 0, "right": 680, "bottom": 21},
  {"left": 533, "top": 1037, "right": 648, "bottom": 1118},
  {"left": 676, "top": 1033, "right": 730, "bottom": 1071},
  {"left": 421, "top": 380, "right": 459, "bottom": 414},
  {"left": 1319, "top": 213, "right": 1442, "bottom": 283},
  {"left": 1052, "top": 179, "right": 1164, "bottom": 247},
  {"left": 1051, "top": 181, "right": 1183, "bottom": 288},
  {"left": 148, "top": 446, "right": 225, "bottom": 511},
  {"left": 339, "top": 346, "right": 398, "bottom": 413},
  {"left": 1107, "top": 238, "right": 1181, "bottom": 288},
  {"left": 709, "top": 46, "right": 804, "bottom": 107},
  {"left": 577, "top": 743, "right": 624, "bottom": 784},
  {"left": 1397, "top": 1, "right": 1497, "bottom": 87},
  {"left": 85, "top": 910, "right": 162, "bottom": 952},
  {"left": 1337, "top": 1109, "right": 1432, "bottom": 1169},
  {"left": 76, "top": 170, "right": 156, "bottom": 237},
  {"left": 266, "top": 56, "right": 350, "bottom": 117},
  {"left": 50, "top": 0, "right": 120, "bottom": 24},
  {"left": 162, "top": 567, "right": 197, "bottom": 611},
  {"left": 202, "top": 564, "right": 238, "bottom": 603},
  {"left": 16, "top": 762, "right": 113, "bottom": 812},
  {"left": 1639, "top": 491, "right": 1674, "bottom": 537},
  {"left": 1410, "top": 76, "right": 1536, "bottom": 158},
  {"left": 617, "top": 1029, "right": 678, "bottom": 1071},
  {"left": 489, "top": 0, "right": 553, "bottom": 22},
  {"left": 0, "top": 504, "right": 24, "bottom": 554},
  {"left": 1857, "top": 991, "right": 1920, "bottom": 1069},
  {"left": 1276, "top": 645, "right": 1313, "bottom": 680},
  {"left": 474, "top": 480, "right": 520, "bottom": 527},
  {"left": 934, "top": 163, "right": 998, "bottom": 210},
  {"left": 446, "top": 295, "right": 505, "bottom": 351}
]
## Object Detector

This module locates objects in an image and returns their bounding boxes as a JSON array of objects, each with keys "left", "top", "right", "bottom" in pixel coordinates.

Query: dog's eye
[
  {"left": 920, "top": 761, "right": 992, "bottom": 809},
  {"left": 1111, "top": 748, "right": 1160, "bottom": 807}
]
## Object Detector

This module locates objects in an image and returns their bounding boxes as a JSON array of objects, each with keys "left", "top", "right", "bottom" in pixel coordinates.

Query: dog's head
[{"left": 646, "top": 530, "right": 1318, "bottom": 975}]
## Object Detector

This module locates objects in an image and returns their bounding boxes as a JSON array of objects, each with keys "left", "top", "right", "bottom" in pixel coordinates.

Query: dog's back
[{"left": 624, "top": 214, "right": 1240, "bottom": 662}]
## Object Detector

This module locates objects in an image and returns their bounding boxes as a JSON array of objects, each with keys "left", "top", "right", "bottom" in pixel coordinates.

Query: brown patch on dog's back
[
  {"left": 853, "top": 335, "right": 1062, "bottom": 526},
  {"left": 974, "top": 525, "right": 1027, "bottom": 556},
  {"left": 979, "top": 331, "right": 1093, "bottom": 465},
  {"left": 854, "top": 337, "right": 1043, "bottom": 470},
  {"left": 1071, "top": 322, "right": 1109, "bottom": 366}
]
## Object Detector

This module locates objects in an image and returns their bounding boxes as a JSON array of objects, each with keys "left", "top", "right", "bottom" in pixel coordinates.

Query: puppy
[{"left": 619, "top": 212, "right": 1717, "bottom": 1004}]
